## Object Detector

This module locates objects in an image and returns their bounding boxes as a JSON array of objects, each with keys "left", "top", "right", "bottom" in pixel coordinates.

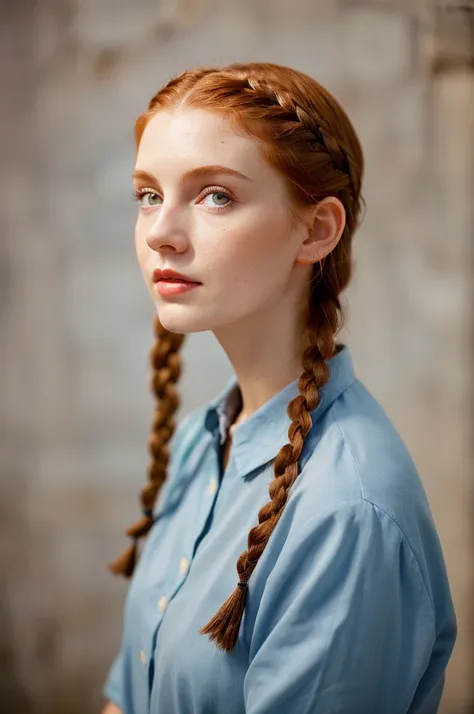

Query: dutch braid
[
  {"left": 198, "top": 71, "right": 356, "bottom": 650},
  {"left": 243, "top": 75, "right": 359, "bottom": 199}
]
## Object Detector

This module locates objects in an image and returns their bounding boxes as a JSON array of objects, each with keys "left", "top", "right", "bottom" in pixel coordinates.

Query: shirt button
[
  {"left": 208, "top": 477, "right": 218, "bottom": 496},
  {"left": 158, "top": 595, "right": 168, "bottom": 613},
  {"left": 179, "top": 556, "right": 189, "bottom": 574},
  {"left": 140, "top": 650, "right": 146, "bottom": 665}
]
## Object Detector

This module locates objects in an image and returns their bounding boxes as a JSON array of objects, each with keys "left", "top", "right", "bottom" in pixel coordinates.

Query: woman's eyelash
[
  {"left": 200, "top": 186, "right": 232, "bottom": 197},
  {"left": 132, "top": 187, "right": 158, "bottom": 201},
  {"left": 131, "top": 186, "right": 235, "bottom": 208}
]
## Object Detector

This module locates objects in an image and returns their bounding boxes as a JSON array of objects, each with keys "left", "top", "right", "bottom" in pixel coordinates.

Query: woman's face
[{"left": 133, "top": 108, "right": 311, "bottom": 335}]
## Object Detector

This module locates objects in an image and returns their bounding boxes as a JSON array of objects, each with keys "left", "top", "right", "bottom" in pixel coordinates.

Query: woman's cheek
[
  {"left": 134, "top": 239, "right": 145, "bottom": 271},
  {"left": 134, "top": 224, "right": 141, "bottom": 254},
  {"left": 217, "top": 222, "right": 259, "bottom": 260},
  {"left": 134, "top": 222, "right": 149, "bottom": 260}
]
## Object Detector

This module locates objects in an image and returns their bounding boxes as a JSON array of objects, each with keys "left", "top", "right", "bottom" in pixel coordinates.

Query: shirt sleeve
[
  {"left": 244, "top": 499, "right": 436, "bottom": 714},
  {"left": 103, "top": 647, "right": 124, "bottom": 709}
]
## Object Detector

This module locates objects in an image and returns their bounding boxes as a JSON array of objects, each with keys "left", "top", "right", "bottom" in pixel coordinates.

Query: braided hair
[
  {"left": 110, "top": 62, "right": 364, "bottom": 652},
  {"left": 109, "top": 320, "right": 185, "bottom": 575}
]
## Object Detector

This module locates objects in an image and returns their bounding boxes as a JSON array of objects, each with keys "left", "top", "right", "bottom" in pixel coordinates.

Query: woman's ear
[{"left": 296, "top": 197, "right": 346, "bottom": 265}]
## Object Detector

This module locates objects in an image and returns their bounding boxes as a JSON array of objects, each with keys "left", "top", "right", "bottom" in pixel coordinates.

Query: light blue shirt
[{"left": 104, "top": 345, "right": 456, "bottom": 714}]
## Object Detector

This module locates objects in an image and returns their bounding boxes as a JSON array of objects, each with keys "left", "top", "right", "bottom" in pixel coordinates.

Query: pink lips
[
  {"left": 155, "top": 279, "right": 201, "bottom": 296},
  {"left": 151, "top": 268, "right": 202, "bottom": 296}
]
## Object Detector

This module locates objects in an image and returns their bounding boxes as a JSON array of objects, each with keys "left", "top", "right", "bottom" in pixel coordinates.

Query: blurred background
[{"left": 1, "top": 1, "right": 473, "bottom": 712}]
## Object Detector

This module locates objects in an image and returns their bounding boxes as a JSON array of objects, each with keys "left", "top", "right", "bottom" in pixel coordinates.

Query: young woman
[{"left": 102, "top": 62, "right": 456, "bottom": 714}]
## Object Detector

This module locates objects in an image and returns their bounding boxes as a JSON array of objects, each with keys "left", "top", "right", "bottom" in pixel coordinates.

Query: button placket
[{"left": 154, "top": 448, "right": 221, "bottom": 622}]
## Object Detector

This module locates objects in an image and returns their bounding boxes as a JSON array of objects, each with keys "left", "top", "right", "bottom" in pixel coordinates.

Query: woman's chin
[{"left": 155, "top": 307, "right": 212, "bottom": 335}]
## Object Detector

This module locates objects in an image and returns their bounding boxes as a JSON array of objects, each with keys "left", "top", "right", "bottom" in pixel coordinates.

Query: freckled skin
[
  {"left": 133, "top": 109, "right": 316, "bottom": 336},
  {"left": 133, "top": 107, "right": 345, "bottom": 414}
]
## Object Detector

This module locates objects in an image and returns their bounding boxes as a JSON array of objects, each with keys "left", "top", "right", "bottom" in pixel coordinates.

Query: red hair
[{"left": 110, "top": 62, "right": 364, "bottom": 652}]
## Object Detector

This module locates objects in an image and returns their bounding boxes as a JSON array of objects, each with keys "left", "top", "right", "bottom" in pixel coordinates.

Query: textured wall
[{"left": 1, "top": 1, "right": 472, "bottom": 712}]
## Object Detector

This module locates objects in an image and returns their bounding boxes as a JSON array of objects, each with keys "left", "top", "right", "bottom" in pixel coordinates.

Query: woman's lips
[{"left": 155, "top": 279, "right": 202, "bottom": 296}]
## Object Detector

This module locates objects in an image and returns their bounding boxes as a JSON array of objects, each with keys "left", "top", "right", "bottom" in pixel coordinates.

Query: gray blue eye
[
  {"left": 142, "top": 192, "right": 162, "bottom": 206},
  {"left": 202, "top": 192, "right": 231, "bottom": 207},
  {"left": 133, "top": 188, "right": 162, "bottom": 206}
]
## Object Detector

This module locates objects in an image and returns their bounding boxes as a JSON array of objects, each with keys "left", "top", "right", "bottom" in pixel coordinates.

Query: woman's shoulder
[
  {"left": 326, "top": 377, "right": 427, "bottom": 514},
  {"left": 292, "top": 376, "right": 443, "bottom": 584}
]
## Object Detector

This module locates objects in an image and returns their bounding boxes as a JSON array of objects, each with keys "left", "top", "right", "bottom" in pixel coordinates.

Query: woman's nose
[{"left": 145, "top": 207, "right": 189, "bottom": 253}]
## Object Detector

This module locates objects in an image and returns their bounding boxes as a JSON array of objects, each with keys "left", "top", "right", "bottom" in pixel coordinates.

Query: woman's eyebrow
[{"left": 132, "top": 165, "right": 251, "bottom": 184}]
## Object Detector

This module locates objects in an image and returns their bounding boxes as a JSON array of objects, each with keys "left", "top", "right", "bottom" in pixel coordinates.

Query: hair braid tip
[
  {"left": 108, "top": 538, "right": 138, "bottom": 579},
  {"left": 199, "top": 580, "right": 249, "bottom": 652}
]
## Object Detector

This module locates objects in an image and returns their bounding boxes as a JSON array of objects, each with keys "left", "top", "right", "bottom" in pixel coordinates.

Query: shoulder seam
[
  {"left": 332, "top": 412, "right": 365, "bottom": 500},
  {"left": 327, "top": 412, "right": 435, "bottom": 622},
  {"left": 366, "top": 501, "right": 435, "bottom": 621},
  {"left": 295, "top": 500, "right": 435, "bottom": 629}
]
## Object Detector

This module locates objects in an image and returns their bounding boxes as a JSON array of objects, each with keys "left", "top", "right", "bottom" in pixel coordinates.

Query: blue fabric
[{"left": 104, "top": 345, "right": 456, "bottom": 714}]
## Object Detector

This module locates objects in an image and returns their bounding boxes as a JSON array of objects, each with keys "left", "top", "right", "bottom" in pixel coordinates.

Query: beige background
[{"left": 1, "top": 1, "right": 472, "bottom": 712}]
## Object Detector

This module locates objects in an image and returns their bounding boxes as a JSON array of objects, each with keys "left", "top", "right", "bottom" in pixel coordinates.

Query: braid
[
  {"left": 193, "top": 69, "right": 355, "bottom": 654},
  {"left": 236, "top": 74, "right": 363, "bottom": 258},
  {"left": 109, "top": 317, "right": 185, "bottom": 577},
  {"left": 200, "top": 286, "right": 341, "bottom": 651},
  {"left": 128, "top": 62, "right": 363, "bottom": 651},
  {"left": 240, "top": 76, "right": 360, "bottom": 202}
]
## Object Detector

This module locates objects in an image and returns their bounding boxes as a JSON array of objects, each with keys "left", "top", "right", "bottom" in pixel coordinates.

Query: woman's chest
[{"left": 122, "top": 445, "right": 274, "bottom": 713}]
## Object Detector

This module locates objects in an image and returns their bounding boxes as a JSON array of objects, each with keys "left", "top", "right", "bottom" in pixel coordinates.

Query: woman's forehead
[{"left": 136, "top": 108, "right": 277, "bottom": 185}]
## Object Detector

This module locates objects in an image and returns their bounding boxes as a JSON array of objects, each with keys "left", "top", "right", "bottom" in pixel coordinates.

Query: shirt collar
[{"left": 204, "top": 344, "right": 356, "bottom": 479}]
